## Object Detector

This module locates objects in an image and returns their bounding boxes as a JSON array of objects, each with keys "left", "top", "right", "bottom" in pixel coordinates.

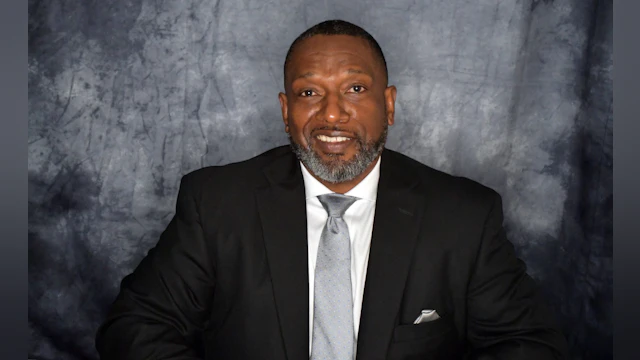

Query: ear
[
  {"left": 278, "top": 92, "right": 289, "bottom": 133},
  {"left": 384, "top": 85, "right": 397, "bottom": 126}
]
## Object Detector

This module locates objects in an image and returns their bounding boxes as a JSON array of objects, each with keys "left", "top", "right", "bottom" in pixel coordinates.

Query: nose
[{"left": 318, "top": 93, "right": 348, "bottom": 124}]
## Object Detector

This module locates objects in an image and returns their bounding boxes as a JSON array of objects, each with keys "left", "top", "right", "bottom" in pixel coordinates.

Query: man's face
[{"left": 279, "top": 35, "right": 396, "bottom": 184}]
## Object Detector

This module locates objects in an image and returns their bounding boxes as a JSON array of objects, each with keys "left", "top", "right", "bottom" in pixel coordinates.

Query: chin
[{"left": 318, "top": 151, "right": 355, "bottom": 162}]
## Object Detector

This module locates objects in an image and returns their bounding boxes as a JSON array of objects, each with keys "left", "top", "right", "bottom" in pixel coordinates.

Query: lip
[
  {"left": 311, "top": 130, "right": 356, "bottom": 138},
  {"left": 311, "top": 131, "right": 356, "bottom": 154}
]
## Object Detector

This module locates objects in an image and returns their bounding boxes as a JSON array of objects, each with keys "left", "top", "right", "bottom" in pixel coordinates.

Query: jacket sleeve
[
  {"left": 465, "top": 192, "right": 570, "bottom": 360},
  {"left": 96, "top": 173, "right": 215, "bottom": 360}
]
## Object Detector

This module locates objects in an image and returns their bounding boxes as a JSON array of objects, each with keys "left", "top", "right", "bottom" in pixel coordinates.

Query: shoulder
[
  {"left": 384, "top": 148, "right": 501, "bottom": 209},
  {"left": 179, "top": 145, "right": 291, "bottom": 195}
]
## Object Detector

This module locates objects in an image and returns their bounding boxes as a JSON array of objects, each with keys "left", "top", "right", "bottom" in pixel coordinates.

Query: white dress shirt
[{"left": 300, "top": 156, "right": 381, "bottom": 356}]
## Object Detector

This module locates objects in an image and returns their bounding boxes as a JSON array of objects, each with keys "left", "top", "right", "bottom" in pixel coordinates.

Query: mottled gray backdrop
[{"left": 28, "top": 0, "right": 612, "bottom": 359}]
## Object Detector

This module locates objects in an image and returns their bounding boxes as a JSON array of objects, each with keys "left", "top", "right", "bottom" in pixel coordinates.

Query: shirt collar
[{"left": 300, "top": 156, "right": 381, "bottom": 202}]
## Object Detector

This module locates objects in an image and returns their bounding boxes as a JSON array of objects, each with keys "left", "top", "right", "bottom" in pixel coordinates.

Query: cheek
[
  {"left": 289, "top": 105, "right": 318, "bottom": 134},
  {"left": 352, "top": 103, "right": 387, "bottom": 138},
  {"left": 286, "top": 117, "right": 311, "bottom": 146}
]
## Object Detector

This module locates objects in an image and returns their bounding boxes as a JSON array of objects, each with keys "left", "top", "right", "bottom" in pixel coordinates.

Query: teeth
[{"left": 316, "top": 135, "right": 351, "bottom": 143}]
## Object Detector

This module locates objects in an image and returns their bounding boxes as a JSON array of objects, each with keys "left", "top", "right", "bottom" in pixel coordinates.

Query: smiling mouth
[{"left": 316, "top": 135, "right": 352, "bottom": 143}]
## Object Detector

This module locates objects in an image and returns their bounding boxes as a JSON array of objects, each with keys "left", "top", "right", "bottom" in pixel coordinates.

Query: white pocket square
[{"left": 413, "top": 309, "right": 441, "bottom": 324}]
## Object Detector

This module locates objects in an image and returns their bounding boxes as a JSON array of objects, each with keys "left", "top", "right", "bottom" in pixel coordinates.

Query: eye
[
  {"left": 300, "top": 89, "right": 316, "bottom": 97},
  {"left": 347, "top": 85, "right": 366, "bottom": 93}
]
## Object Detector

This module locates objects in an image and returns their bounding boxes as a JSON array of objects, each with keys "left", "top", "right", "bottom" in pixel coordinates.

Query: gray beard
[{"left": 289, "top": 127, "right": 387, "bottom": 184}]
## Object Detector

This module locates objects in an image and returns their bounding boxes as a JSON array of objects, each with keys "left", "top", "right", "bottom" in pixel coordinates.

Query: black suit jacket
[{"left": 96, "top": 145, "right": 569, "bottom": 360}]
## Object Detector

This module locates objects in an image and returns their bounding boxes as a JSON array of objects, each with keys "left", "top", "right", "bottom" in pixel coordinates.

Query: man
[{"left": 96, "top": 20, "right": 569, "bottom": 359}]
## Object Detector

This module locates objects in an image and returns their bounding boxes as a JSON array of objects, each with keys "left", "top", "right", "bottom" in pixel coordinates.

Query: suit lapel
[
  {"left": 255, "top": 153, "right": 309, "bottom": 360},
  {"left": 356, "top": 150, "right": 426, "bottom": 360}
]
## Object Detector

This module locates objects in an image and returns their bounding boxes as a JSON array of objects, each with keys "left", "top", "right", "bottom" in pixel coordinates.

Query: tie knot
[{"left": 317, "top": 193, "right": 359, "bottom": 217}]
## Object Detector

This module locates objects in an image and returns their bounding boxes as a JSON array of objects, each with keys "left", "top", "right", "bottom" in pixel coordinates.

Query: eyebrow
[{"left": 293, "top": 68, "right": 370, "bottom": 81}]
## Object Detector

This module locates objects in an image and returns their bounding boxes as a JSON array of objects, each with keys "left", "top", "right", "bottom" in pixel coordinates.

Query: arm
[
  {"left": 466, "top": 192, "right": 570, "bottom": 359},
  {"left": 96, "top": 173, "right": 215, "bottom": 359}
]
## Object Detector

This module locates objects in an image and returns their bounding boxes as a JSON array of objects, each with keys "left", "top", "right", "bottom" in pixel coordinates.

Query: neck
[{"left": 305, "top": 155, "right": 380, "bottom": 194}]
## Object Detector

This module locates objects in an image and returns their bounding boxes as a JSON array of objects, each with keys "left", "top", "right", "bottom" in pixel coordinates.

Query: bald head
[{"left": 283, "top": 20, "right": 388, "bottom": 88}]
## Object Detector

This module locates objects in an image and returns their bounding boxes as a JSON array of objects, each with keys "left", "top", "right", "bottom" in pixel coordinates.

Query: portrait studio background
[{"left": 28, "top": 0, "right": 613, "bottom": 359}]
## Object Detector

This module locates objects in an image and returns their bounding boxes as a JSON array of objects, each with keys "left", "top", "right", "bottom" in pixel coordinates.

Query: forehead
[{"left": 286, "top": 35, "right": 382, "bottom": 78}]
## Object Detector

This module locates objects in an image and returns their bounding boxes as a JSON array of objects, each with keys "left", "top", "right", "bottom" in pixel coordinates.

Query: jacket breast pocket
[{"left": 387, "top": 316, "right": 460, "bottom": 360}]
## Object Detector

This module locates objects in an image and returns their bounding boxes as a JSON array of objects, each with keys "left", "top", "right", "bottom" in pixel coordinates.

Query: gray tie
[{"left": 311, "top": 193, "right": 359, "bottom": 360}]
